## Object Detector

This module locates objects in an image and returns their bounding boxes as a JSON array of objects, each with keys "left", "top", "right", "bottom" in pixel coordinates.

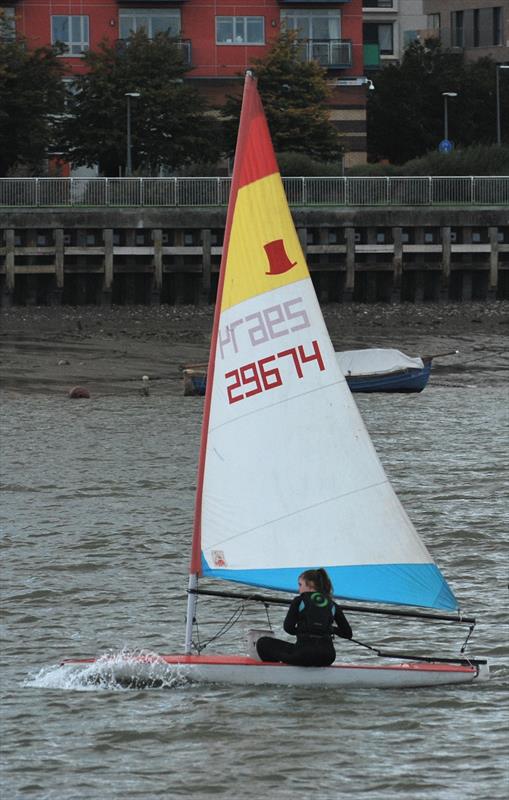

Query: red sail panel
[{"left": 236, "top": 102, "right": 279, "bottom": 189}]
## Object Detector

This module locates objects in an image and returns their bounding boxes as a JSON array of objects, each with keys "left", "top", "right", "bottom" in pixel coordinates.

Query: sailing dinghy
[{"left": 61, "top": 73, "right": 487, "bottom": 689}]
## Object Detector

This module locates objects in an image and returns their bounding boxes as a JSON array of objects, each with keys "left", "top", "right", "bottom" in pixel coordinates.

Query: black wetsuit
[{"left": 256, "top": 591, "right": 352, "bottom": 667}]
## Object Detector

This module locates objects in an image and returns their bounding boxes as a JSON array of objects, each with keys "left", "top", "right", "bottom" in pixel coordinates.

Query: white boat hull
[{"left": 61, "top": 654, "right": 489, "bottom": 689}]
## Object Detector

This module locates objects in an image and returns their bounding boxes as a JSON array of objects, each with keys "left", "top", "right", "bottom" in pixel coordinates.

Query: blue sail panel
[{"left": 201, "top": 557, "right": 458, "bottom": 611}]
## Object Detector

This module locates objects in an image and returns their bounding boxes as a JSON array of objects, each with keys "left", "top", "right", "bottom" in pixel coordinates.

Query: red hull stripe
[{"left": 61, "top": 655, "right": 476, "bottom": 674}]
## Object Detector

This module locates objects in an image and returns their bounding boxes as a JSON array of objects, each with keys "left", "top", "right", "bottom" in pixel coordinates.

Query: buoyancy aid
[{"left": 296, "top": 592, "right": 334, "bottom": 638}]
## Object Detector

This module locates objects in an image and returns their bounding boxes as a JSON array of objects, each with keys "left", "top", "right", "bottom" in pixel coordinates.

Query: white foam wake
[{"left": 24, "top": 648, "right": 190, "bottom": 691}]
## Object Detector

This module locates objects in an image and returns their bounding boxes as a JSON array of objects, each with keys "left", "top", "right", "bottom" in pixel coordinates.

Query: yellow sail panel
[{"left": 220, "top": 173, "right": 310, "bottom": 313}]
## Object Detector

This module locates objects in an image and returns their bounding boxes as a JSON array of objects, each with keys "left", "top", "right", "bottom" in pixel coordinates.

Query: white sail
[{"left": 191, "top": 75, "right": 457, "bottom": 612}]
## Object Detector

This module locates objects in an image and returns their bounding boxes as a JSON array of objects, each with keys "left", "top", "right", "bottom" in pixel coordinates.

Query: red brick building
[{"left": 6, "top": 0, "right": 369, "bottom": 165}]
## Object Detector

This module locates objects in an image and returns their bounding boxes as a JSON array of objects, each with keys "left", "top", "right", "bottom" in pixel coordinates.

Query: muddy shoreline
[{"left": 1, "top": 302, "right": 508, "bottom": 396}]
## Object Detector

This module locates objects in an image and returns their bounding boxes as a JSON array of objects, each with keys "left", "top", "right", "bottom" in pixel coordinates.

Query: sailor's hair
[{"left": 300, "top": 568, "right": 333, "bottom": 597}]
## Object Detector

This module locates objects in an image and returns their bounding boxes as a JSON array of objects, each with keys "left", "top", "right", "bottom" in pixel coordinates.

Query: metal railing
[
  {"left": 0, "top": 176, "right": 507, "bottom": 207},
  {"left": 296, "top": 38, "right": 352, "bottom": 68}
]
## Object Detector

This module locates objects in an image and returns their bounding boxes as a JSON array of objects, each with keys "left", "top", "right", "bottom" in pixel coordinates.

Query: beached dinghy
[
  {"left": 61, "top": 74, "right": 487, "bottom": 689},
  {"left": 335, "top": 348, "right": 458, "bottom": 393},
  {"left": 183, "top": 349, "right": 458, "bottom": 396}
]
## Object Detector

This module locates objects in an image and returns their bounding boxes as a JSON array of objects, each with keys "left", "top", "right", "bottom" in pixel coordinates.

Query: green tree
[
  {"left": 367, "top": 39, "right": 509, "bottom": 164},
  {"left": 61, "top": 31, "right": 223, "bottom": 175},
  {"left": 0, "top": 13, "right": 66, "bottom": 176},
  {"left": 222, "top": 31, "right": 343, "bottom": 162}
]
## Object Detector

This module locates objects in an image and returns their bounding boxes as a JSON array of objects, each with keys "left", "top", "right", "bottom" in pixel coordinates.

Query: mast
[
  {"left": 184, "top": 574, "right": 197, "bottom": 654},
  {"left": 184, "top": 72, "right": 258, "bottom": 653}
]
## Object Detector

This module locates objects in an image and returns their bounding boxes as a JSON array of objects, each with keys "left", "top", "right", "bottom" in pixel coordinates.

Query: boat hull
[
  {"left": 61, "top": 653, "right": 488, "bottom": 689},
  {"left": 345, "top": 364, "right": 432, "bottom": 393},
  {"left": 183, "top": 370, "right": 207, "bottom": 396},
  {"left": 183, "top": 366, "right": 431, "bottom": 396}
]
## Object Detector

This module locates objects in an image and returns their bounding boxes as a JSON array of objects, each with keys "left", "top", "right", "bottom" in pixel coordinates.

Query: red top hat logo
[{"left": 264, "top": 239, "right": 297, "bottom": 275}]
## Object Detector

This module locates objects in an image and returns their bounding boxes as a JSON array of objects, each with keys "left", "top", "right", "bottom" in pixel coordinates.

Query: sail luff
[{"left": 190, "top": 72, "right": 260, "bottom": 574}]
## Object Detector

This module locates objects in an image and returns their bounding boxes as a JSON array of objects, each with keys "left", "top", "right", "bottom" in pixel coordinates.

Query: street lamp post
[
  {"left": 125, "top": 92, "right": 140, "bottom": 177},
  {"left": 496, "top": 65, "right": 509, "bottom": 146},
  {"left": 442, "top": 92, "right": 458, "bottom": 142}
]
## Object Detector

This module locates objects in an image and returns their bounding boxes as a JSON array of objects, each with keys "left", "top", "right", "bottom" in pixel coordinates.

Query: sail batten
[
  {"left": 208, "top": 377, "right": 346, "bottom": 433},
  {"left": 191, "top": 73, "right": 458, "bottom": 614},
  {"left": 199, "top": 477, "right": 393, "bottom": 550}
]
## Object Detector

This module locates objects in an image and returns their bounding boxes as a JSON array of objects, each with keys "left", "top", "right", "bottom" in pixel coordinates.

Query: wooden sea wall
[{"left": 1, "top": 207, "right": 508, "bottom": 306}]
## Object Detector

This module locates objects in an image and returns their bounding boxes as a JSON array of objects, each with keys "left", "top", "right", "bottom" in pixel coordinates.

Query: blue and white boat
[
  {"left": 184, "top": 349, "right": 457, "bottom": 395},
  {"left": 336, "top": 348, "right": 432, "bottom": 393}
]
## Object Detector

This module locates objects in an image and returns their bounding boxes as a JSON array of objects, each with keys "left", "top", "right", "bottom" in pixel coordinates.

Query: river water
[{"left": 1, "top": 379, "right": 508, "bottom": 799}]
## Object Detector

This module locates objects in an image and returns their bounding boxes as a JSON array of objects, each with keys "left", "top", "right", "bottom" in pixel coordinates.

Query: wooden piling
[
  {"left": 440, "top": 226, "right": 451, "bottom": 301},
  {"left": 0, "top": 208, "right": 506, "bottom": 306},
  {"left": 152, "top": 228, "right": 163, "bottom": 303},
  {"left": 201, "top": 228, "right": 212, "bottom": 304},
  {"left": 344, "top": 227, "right": 355, "bottom": 302},
  {"left": 489, "top": 226, "right": 499, "bottom": 299},
  {"left": 102, "top": 228, "right": 113, "bottom": 303},
  {"left": 5, "top": 228, "right": 15, "bottom": 297},
  {"left": 392, "top": 226, "right": 402, "bottom": 303}
]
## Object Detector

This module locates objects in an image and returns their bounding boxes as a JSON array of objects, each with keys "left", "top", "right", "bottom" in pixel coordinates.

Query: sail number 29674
[{"left": 225, "top": 340, "right": 325, "bottom": 404}]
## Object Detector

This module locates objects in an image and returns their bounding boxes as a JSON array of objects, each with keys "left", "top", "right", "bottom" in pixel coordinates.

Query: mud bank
[{"left": 1, "top": 302, "right": 507, "bottom": 397}]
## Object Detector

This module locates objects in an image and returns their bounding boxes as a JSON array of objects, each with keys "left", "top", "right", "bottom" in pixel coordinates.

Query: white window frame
[
  {"left": 427, "top": 13, "right": 440, "bottom": 31},
  {"left": 119, "top": 9, "right": 181, "bottom": 40},
  {"left": 281, "top": 9, "right": 341, "bottom": 41},
  {"left": 377, "top": 23, "right": 394, "bottom": 54},
  {"left": 216, "top": 16, "right": 265, "bottom": 45},
  {"left": 363, "top": 21, "right": 394, "bottom": 55},
  {"left": 51, "top": 15, "right": 89, "bottom": 56}
]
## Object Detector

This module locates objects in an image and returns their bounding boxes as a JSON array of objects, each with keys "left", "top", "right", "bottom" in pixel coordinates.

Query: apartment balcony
[{"left": 296, "top": 39, "right": 352, "bottom": 69}]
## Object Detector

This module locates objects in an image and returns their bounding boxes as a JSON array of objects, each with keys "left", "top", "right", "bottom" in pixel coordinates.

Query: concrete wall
[{"left": 1, "top": 206, "right": 508, "bottom": 305}]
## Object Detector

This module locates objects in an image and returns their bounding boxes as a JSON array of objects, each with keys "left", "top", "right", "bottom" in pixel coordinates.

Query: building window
[
  {"left": 0, "top": 6, "right": 16, "bottom": 38},
  {"left": 363, "top": 1, "right": 394, "bottom": 8},
  {"left": 51, "top": 15, "right": 89, "bottom": 55},
  {"left": 363, "top": 22, "right": 394, "bottom": 55},
  {"left": 493, "top": 6, "right": 502, "bottom": 46},
  {"left": 427, "top": 13, "right": 440, "bottom": 31},
  {"left": 216, "top": 17, "right": 264, "bottom": 45},
  {"left": 472, "top": 6, "right": 504, "bottom": 47},
  {"left": 281, "top": 9, "right": 341, "bottom": 41},
  {"left": 473, "top": 9, "right": 480, "bottom": 47},
  {"left": 119, "top": 9, "right": 181, "bottom": 39},
  {"left": 405, "top": 30, "right": 421, "bottom": 47},
  {"left": 451, "top": 10, "right": 464, "bottom": 48}
]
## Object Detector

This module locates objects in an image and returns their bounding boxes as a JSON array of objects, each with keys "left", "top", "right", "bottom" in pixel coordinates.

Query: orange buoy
[{"left": 68, "top": 386, "right": 90, "bottom": 399}]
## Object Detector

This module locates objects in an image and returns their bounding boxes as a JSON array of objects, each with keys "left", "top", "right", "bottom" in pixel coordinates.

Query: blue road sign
[{"left": 439, "top": 139, "right": 454, "bottom": 153}]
